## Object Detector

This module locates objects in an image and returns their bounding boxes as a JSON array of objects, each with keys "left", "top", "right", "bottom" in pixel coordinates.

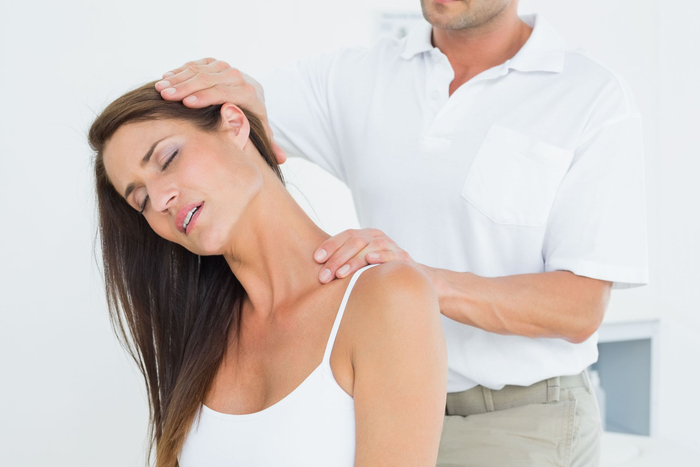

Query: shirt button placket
[{"left": 421, "top": 51, "right": 455, "bottom": 147}]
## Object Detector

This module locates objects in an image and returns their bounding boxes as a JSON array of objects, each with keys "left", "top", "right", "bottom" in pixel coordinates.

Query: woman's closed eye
[
  {"left": 161, "top": 148, "right": 179, "bottom": 171},
  {"left": 139, "top": 149, "right": 180, "bottom": 214}
]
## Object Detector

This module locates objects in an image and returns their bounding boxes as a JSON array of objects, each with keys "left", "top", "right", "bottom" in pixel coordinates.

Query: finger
[
  {"left": 333, "top": 241, "right": 408, "bottom": 282},
  {"left": 313, "top": 228, "right": 384, "bottom": 263},
  {"left": 161, "top": 57, "right": 218, "bottom": 79},
  {"left": 318, "top": 235, "right": 373, "bottom": 283},
  {"left": 179, "top": 84, "right": 252, "bottom": 109},
  {"left": 272, "top": 141, "right": 287, "bottom": 164},
  {"left": 334, "top": 244, "right": 405, "bottom": 280},
  {"left": 365, "top": 249, "right": 404, "bottom": 264},
  {"left": 313, "top": 229, "right": 362, "bottom": 263},
  {"left": 158, "top": 65, "right": 245, "bottom": 102},
  {"left": 261, "top": 122, "right": 287, "bottom": 163},
  {"left": 334, "top": 252, "right": 373, "bottom": 280},
  {"left": 157, "top": 63, "right": 237, "bottom": 98},
  {"left": 157, "top": 60, "right": 231, "bottom": 91}
]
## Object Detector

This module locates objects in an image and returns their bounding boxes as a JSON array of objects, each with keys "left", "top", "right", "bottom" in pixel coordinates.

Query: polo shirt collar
[
  {"left": 399, "top": 18, "right": 434, "bottom": 60},
  {"left": 399, "top": 13, "right": 565, "bottom": 73}
]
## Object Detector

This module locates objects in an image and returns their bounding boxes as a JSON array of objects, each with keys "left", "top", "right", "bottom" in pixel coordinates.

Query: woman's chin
[{"left": 183, "top": 231, "right": 230, "bottom": 257}]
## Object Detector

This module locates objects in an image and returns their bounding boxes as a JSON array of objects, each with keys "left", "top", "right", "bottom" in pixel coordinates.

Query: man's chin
[
  {"left": 427, "top": 18, "right": 471, "bottom": 31},
  {"left": 423, "top": 9, "right": 474, "bottom": 30}
]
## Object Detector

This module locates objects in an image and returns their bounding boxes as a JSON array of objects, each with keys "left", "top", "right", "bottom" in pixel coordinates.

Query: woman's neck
[{"left": 222, "top": 177, "right": 332, "bottom": 319}]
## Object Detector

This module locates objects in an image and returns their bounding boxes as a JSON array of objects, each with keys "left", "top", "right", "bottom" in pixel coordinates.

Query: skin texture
[
  {"left": 102, "top": 106, "right": 447, "bottom": 466},
  {"left": 421, "top": 0, "right": 537, "bottom": 96},
  {"left": 420, "top": 0, "right": 513, "bottom": 30},
  {"left": 103, "top": 112, "right": 262, "bottom": 257},
  {"left": 154, "top": 0, "right": 612, "bottom": 344}
]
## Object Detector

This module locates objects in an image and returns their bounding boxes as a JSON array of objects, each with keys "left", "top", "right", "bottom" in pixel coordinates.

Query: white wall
[
  {"left": 653, "top": 0, "right": 700, "bottom": 448},
  {"left": 1, "top": 1, "right": 698, "bottom": 466}
]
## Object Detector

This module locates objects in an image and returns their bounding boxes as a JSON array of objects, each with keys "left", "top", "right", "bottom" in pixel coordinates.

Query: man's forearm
[{"left": 418, "top": 266, "right": 612, "bottom": 344}]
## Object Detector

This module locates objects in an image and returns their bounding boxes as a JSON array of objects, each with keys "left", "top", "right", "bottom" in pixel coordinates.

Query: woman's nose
[{"left": 149, "top": 182, "right": 179, "bottom": 213}]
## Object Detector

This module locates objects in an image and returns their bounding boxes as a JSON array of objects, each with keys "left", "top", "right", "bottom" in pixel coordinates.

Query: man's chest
[
  {"left": 339, "top": 85, "right": 576, "bottom": 224},
  {"left": 327, "top": 70, "right": 590, "bottom": 271}
]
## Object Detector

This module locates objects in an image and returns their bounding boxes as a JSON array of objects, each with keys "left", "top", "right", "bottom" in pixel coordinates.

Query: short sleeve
[
  {"left": 256, "top": 50, "right": 348, "bottom": 184},
  {"left": 542, "top": 113, "right": 649, "bottom": 289}
]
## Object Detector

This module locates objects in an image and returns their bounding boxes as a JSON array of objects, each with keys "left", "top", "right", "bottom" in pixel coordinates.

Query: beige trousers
[{"left": 437, "top": 371, "right": 602, "bottom": 467}]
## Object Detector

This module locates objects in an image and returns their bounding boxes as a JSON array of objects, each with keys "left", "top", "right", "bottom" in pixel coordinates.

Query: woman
[{"left": 89, "top": 81, "right": 447, "bottom": 467}]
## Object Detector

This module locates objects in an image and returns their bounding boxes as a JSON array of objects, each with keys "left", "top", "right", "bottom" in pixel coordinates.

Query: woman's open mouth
[
  {"left": 177, "top": 201, "right": 204, "bottom": 235},
  {"left": 184, "top": 203, "right": 203, "bottom": 235}
]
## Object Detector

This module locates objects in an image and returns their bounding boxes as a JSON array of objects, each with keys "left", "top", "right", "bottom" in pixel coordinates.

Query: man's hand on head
[{"left": 156, "top": 57, "right": 286, "bottom": 163}]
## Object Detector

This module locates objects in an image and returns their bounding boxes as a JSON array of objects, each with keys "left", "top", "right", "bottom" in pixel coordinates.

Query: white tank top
[{"left": 178, "top": 264, "right": 379, "bottom": 466}]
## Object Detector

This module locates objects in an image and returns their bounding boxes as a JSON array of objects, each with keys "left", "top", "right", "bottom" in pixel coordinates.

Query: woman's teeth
[{"left": 183, "top": 205, "right": 199, "bottom": 231}]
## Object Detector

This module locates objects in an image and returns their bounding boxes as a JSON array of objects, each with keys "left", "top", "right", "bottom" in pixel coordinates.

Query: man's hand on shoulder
[{"left": 313, "top": 228, "right": 423, "bottom": 284}]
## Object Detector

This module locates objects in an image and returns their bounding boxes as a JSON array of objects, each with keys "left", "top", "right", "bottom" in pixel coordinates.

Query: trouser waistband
[{"left": 445, "top": 371, "right": 591, "bottom": 417}]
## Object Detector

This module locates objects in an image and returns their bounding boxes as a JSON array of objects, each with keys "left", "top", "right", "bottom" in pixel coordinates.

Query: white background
[{"left": 1, "top": 0, "right": 698, "bottom": 465}]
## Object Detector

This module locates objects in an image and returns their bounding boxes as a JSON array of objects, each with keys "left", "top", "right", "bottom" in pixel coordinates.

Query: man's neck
[{"left": 431, "top": 11, "right": 533, "bottom": 95}]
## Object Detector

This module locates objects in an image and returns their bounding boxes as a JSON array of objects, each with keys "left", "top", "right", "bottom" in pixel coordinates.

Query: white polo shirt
[{"left": 257, "top": 13, "right": 649, "bottom": 392}]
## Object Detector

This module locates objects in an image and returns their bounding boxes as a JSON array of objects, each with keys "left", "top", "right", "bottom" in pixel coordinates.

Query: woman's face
[{"left": 102, "top": 106, "right": 264, "bottom": 255}]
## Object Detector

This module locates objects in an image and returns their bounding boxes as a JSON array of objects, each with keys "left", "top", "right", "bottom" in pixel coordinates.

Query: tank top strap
[{"left": 321, "top": 263, "right": 380, "bottom": 366}]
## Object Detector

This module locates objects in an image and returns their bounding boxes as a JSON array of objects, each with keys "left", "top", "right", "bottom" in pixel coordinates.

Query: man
[{"left": 156, "top": 0, "right": 648, "bottom": 464}]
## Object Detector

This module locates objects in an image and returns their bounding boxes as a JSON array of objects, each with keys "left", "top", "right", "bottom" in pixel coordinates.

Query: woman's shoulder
[
  {"left": 343, "top": 262, "right": 447, "bottom": 458},
  {"left": 355, "top": 261, "right": 437, "bottom": 307},
  {"left": 346, "top": 261, "right": 442, "bottom": 348}
]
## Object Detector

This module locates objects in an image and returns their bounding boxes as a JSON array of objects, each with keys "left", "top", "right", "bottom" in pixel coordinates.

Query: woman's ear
[{"left": 220, "top": 103, "right": 250, "bottom": 150}]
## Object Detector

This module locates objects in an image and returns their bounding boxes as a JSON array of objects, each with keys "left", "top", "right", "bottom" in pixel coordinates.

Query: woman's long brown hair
[{"left": 88, "top": 81, "right": 284, "bottom": 466}]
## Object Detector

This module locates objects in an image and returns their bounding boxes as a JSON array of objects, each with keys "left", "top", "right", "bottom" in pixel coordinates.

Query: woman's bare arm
[{"left": 349, "top": 261, "right": 447, "bottom": 467}]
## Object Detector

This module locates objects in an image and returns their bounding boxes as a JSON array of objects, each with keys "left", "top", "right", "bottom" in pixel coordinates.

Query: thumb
[
  {"left": 272, "top": 141, "right": 287, "bottom": 164},
  {"left": 263, "top": 122, "right": 287, "bottom": 164}
]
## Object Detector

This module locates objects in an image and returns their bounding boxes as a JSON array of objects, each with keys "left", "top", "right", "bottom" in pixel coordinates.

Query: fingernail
[
  {"left": 163, "top": 87, "right": 176, "bottom": 95},
  {"left": 314, "top": 249, "right": 327, "bottom": 261},
  {"left": 163, "top": 71, "right": 174, "bottom": 78},
  {"left": 156, "top": 80, "right": 170, "bottom": 90},
  {"left": 368, "top": 253, "right": 379, "bottom": 260},
  {"left": 320, "top": 268, "right": 331, "bottom": 282},
  {"left": 337, "top": 265, "right": 350, "bottom": 277},
  {"left": 184, "top": 95, "right": 197, "bottom": 104}
]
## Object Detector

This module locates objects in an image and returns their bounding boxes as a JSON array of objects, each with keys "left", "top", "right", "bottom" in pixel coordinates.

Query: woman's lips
[
  {"left": 184, "top": 203, "right": 203, "bottom": 235},
  {"left": 176, "top": 201, "right": 203, "bottom": 233}
]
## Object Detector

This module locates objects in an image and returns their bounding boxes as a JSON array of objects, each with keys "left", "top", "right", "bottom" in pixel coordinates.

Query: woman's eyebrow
[{"left": 123, "top": 135, "right": 174, "bottom": 200}]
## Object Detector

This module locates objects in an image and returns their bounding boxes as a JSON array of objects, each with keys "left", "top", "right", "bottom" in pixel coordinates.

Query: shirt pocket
[{"left": 461, "top": 124, "right": 574, "bottom": 227}]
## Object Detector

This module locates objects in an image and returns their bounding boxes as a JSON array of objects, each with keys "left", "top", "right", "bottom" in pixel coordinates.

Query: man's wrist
[{"left": 417, "top": 264, "right": 479, "bottom": 326}]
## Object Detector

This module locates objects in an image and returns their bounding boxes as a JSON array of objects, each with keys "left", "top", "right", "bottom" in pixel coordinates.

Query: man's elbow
[
  {"left": 565, "top": 305, "right": 607, "bottom": 344},
  {"left": 566, "top": 321, "right": 600, "bottom": 344},
  {"left": 565, "top": 278, "right": 612, "bottom": 344}
]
